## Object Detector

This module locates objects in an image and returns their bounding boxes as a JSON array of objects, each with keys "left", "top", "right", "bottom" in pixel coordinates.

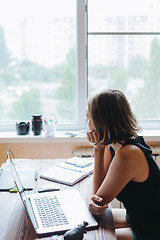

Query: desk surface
[{"left": 0, "top": 159, "right": 117, "bottom": 240}]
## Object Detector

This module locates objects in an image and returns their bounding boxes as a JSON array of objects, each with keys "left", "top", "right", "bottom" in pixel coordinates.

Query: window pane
[
  {"left": 88, "top": 35, "right": 160, "bottom": 120},
  {"left": 0, "top": 0, "right": 77, "bottom": 121},
  {"left": 88, "top": 0, "right": 160, "bottom": 32}
]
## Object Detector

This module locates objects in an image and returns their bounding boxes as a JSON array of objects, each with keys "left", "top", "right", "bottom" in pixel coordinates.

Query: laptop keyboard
[{"left": 34, "top": 195, "right": 69, "bottom": 228}]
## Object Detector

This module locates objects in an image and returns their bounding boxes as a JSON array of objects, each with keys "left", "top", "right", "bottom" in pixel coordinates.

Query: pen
[
  {"left": 9, "top": 186, "right": 18, "bottom": 193},
  {"left": 35, "top": 170, "right": 39, "bottom": 181}
]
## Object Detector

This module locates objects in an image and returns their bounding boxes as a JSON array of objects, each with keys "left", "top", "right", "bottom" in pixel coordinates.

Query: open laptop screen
[{"left": 7, "top": 150, "right": 26, "bottom": 199}]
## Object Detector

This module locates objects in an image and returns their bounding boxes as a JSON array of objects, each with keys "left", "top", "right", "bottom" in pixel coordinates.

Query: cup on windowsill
[{"left": 44, "top": 116, "right": 57, "bottom": 137}]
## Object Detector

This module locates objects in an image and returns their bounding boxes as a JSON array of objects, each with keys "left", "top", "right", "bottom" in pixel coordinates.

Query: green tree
[
  {"left": 133, "top": 38, "right": 160, "bottom": 119},
  {"left": 88, "top": 64, "right": 108, "bottom": 79},
  {"left": 149, "top": 38, "right": 160, "bottom": 85},
  {"left": 0, "top": 67, "right": 17, "bottom": 87},
  {"left": 10, "top": 89, "right": 42, "bottom": 120},
  {"left": 56, "top": 48, "right": 77, "bottom": 120},
  {"left": 0, "top": 26, "right": 11, "bottom": 67},
  {"left": 107, "top": 65, "right": 128, "bottom": 92},
  {"left": 128, "top": 56, "right": 148, "bottom": 79},
  {"left": 17, "top": 60, "right": 61, "bottom": 83},
  {"left": 0, "top": 26, "right": 16, "bottom": 88}
]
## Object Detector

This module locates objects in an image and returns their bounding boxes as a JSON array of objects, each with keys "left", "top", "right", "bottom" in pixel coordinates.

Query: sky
[
  {"left": 0, "top": 0, "right": 76, "bottom": 27},
  {"left": 0, "top": 0, "right": 160, "bottom": 26},
  {"left": 88, "top": 0, "right": 160, "bottom": 16}
]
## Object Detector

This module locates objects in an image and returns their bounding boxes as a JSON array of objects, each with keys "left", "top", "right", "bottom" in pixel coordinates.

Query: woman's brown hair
[{"left": 87, "top": 89, "right": 140, "bottom": 145}]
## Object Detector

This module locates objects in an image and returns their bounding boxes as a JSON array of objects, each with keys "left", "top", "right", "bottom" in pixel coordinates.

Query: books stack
[{"left": 40, "top": 157, "right": 94, "bottom": 186}]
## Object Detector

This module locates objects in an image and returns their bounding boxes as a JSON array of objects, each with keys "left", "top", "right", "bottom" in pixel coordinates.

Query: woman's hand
[
  {"left": 88, "top": 195, "right": 108, "bottom": 218},
  {"left": 87, "top": 130, "right": 105, "bottom": 150},
  {"left": 87, "top": 130, "right": 98, "bottom": 144}
]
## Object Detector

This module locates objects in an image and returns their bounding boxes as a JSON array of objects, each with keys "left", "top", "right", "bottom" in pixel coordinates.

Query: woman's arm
[
  {"left": 89, "top": 145, "right": 148, "bottom": 217},
  {"left": 86, "top": 130, "right": 112, "bottom": 193},
  {"left": 89, "top": 148, "right": 135, "bottom": 217},
  {"left": 87, "top": 131, "right": 113, "bottom": 217},
  {"left": 87, "top": 131, "right": 135, "bottom": 215},
  {"left": 95, "top": 146, "right": 142, "bottom": 204},
  {"left": 93, "top": 145, "right": 112, "bottom": 193}
]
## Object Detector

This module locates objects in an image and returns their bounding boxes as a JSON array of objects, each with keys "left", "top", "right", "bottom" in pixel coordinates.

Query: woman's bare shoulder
[
  {"left": 118, "top": 144, "right": 144, "bottom": 160},
  {"left": 115, "top": 144, "right": 148, "bottom": 181}
]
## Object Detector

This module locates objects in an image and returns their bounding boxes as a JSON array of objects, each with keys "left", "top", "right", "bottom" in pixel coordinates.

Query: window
[
  {"left": 87, "top": 0, "right": 160, "bottom": 129},
  {"left": 1, "top": 0, "right": 160, "bottom": 132},
  {"left": 0, "top": 0, "right": 86, "bottom": 131}
]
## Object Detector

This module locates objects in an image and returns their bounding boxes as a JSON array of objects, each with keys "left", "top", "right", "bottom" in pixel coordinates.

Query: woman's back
[{"left": 116, "top": 136, "right": 160, "bottom": 239}]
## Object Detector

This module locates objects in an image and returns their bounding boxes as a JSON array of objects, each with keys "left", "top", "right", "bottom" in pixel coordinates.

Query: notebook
[
  {"left": 40, "top": 157, "right": 94, "bottom": 186},
  {"left": 8, "top": 151, "right": 98, "bottom": 237}
]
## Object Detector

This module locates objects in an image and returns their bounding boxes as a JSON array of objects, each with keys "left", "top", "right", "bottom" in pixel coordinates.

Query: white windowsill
[
  {"left": 0, "top": 130, "right": 160, "bottom": 144},
  {"left": 0, "top": 131, "right": 87, "bottom": 143},
  {"left": 139, "top": 130, "right": 160, "bottom": 142}
]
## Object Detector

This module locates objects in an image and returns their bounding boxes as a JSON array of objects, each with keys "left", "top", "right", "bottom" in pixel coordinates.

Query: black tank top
[{"left": 114, "top": 136, "right": 160, "bottom": 239}]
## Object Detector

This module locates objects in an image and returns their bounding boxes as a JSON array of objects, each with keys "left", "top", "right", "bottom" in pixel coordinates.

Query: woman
[{"left": 87, "top": 89, "right": 160, "bottom": 240}]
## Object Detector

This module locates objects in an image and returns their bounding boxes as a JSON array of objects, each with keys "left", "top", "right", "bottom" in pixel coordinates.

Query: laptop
[{"left": 8, "top": 151, "right": 98, "bottom": 237}]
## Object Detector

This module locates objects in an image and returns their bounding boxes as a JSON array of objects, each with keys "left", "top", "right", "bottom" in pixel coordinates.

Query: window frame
[
  {"left": 1, "top": 0, "right": 160, "bottom": 133},
  {"left": 86, "top": 0, "right": 160, "bottom": 130},
  {"left": 0, "top": 0, "right": 88, "bottom": 132}
]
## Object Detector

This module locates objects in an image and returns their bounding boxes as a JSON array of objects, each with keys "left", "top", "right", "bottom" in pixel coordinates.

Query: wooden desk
[{"left": 0, "top": 159, "right": 117, "bottom": 240}]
